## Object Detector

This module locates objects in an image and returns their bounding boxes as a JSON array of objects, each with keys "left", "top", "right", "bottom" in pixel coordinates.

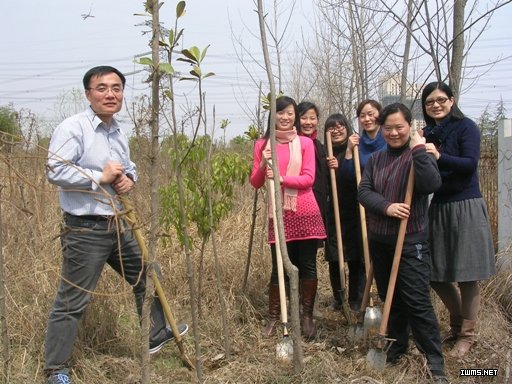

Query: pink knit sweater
[{"left": 250, "top": 135, "right": 326, "bottom": 243}]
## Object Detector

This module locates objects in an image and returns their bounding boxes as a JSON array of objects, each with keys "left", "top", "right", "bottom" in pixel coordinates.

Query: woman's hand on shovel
[
  {"left": 386, "top": 203, "right": 410, "bottom": 220},
  {"left": 327, "top": 156, "right": 338, "bottom": 169}
]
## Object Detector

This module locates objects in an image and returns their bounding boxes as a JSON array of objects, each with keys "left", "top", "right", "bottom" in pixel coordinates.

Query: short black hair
[
  {"left": 377, "top": 103, "right": 412, "bottom": 126},
  {"left": 83, "top": 66, "right": 126, "bottom": 89},
  {"left": 297, "top": 101, "right": 319, "bottom": 118}
]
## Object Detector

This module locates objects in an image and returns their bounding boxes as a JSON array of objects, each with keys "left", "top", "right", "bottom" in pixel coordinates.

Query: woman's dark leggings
[{"left": 269, "top": 239, "right": 318, "bottom": 284}]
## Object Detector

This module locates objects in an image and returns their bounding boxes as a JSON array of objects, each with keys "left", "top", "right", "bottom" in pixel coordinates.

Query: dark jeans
[
  {"left": 370, "top": 239, "right": 444, "bottom": 372},
  {"left": 270, "top": 239, "right": 318, "bottom": 284},
  {"left": 44, "top": 214, "right": 167, "bottom": 373}
]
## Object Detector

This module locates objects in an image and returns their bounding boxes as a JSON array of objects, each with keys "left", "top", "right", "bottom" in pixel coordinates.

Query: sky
[{"left": 1, "top": 0, "right": 511, "bottom": 140}]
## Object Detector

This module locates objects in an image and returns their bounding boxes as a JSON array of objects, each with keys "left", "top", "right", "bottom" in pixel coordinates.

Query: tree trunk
[
  {"left": 450, "top": 0, "right": 467, "bottom": 98},
  {"left": 242, "top": 188, "right": 259, "bottom": 293},
  {"left": 175, "top": 156, "right": 203, "bottom": 381},
  {"left": 257, "top": 0, "right": 304, "bottom": 372},
  {"left": 197, "top": 239, "right": 206, "bottom": 320},
  {"left": 141, "top": 0, "right": 162, "bottom": 382},
  {"left": 400, "top": 0, "right": 414, "bottom": 104},
  {"left": 206, "top": 106, "right": 231, "bottom": 358},
  {"left": 0, "top": 187, "right": 10, "bottom": 384}
]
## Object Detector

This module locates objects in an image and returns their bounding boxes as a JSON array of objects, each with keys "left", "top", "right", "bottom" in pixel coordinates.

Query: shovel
[
  {"left": 348, "top": 145, "right": 382, "bottom": 340},
  {"left": 326, "top": 132, "right": 353, "bottom": 325},
  {"left": 353, "top": 145, "right": 371, "bottom": 277},
  {"left": 348, "top": 263, "right": 382, "bottom": 342},
  {"left": 267, "top": 170, "right": 294, "bottom": 362},
  {"left": 120, "top": 197, "right": 194, "bottom": 370},
  {"left": 366, "top": 164, "right": 415, "bottom": 370},
  {"left": 362, "top": 265, "right": 382, "bottom": 341}
]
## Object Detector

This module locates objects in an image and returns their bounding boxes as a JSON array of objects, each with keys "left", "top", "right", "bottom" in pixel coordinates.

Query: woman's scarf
[
  {"left": 266, "top": 128, "right": 302, "bottom": 216},
  {"left": 300, "top": 129, "right": 318, "bottom": 141},
  {"left": 359, "top": 129, "right": 386, "bottom": 168}
]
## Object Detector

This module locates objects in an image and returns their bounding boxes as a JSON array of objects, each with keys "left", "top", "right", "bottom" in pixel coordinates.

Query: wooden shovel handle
[
  {"left": 267, "top": 172, "right": 289, "bottom": 328},
  {"left": 360, "top": 262, "right": 373, "bottom": 311},
  {"left": 378, "top": 164, "right": 415, "bottom": 338},
  {"left": 325, "top": 132, "right": 347, "bottom": 289},
  {"left": 353, "top": 145, "right": 371, "bottom": 278}
]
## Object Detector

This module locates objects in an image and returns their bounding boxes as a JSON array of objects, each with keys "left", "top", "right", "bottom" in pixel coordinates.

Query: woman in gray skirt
[{"left": 421, "top": 81, "right": 496, "bottom": 358}]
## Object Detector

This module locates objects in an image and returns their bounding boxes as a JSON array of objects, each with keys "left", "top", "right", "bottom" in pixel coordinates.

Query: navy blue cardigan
[{"left": 423, "top": 115, "right": 482, "bottom": 204}]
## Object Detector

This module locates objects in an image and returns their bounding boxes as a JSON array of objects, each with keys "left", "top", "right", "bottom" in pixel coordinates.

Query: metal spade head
[
  {"left": 276, "top": 336, "right": 293, "bottom": 362},
  {"left": 366, "top": 336, "right": 395, "bottom": 371},
  {"left": 347, "top": 310, "right": 365, "bottom": 342},
  {"left": 366, "top": 346, "right": 386, "bottom": 370},
  {"left": 363, "top": 306, "right": 382, "bottom": 339}
]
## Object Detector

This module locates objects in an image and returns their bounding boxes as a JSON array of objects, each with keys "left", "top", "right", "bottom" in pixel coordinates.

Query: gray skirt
[{"left": 429, "top": 197, "right": 496, "bottom": 282}]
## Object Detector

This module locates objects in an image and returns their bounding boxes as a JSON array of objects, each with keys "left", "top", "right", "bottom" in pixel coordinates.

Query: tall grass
[{"left": 0, "top": 148, "right": 510, "bottom": 383}]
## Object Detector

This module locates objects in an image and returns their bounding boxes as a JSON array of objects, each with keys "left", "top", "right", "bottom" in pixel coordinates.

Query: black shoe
[
  {"left": 329, "top": 298, "right": 342, "bottom": 311},
  {"left": 432, "top": 374, "right": 449, "bottom": 384},
  {"left": 149, "top": 324, "right": 189, "bottom": 354},
  {"left": 386, "top": 350, "right": 405, "bottom": 365}
]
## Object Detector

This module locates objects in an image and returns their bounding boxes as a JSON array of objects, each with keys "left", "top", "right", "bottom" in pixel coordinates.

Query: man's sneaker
[
  {"left": 48, "top": 370, "right": 72, "bottom": 384},
  {"left": 149, "top": 323, "right": 189, "bottom": 354}
]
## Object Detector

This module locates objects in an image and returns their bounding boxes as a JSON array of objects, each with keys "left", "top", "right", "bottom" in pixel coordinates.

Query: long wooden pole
[
  {"left": 377, "top": 165, "right": 415, "bottom": 342},
  {"left": 325, "top": 132, "right": 352, "bottom": 324},
  {"left": 353, "top": 146, "right": 371, "bottom": 278},
  {"left": 267, "top": 177, "right": 293, "bottom": 359}
]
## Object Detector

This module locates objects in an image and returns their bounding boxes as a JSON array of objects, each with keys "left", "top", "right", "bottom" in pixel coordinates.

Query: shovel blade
[
  {"left": 363, "top": 306, "right": 382, "bottom": 339},
  {"left": 347, "top": 310, "right": 365, "bottom": 342},
  {"left": 366, "top": 347, "right": 387, "bottom": 371},
  {"left": 347, "top": 323, "right": 365, "bottom": 342},
  {"left": 276, "top": 336, "right": 293, "bottom": 362}
]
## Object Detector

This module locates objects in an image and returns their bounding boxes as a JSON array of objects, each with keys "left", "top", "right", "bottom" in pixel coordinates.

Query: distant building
[{"left": 379, "top": 73, "right": 426, "bottom": 130}]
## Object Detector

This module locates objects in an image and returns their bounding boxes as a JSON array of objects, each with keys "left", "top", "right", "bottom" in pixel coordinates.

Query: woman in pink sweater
[{"left": 250, "top": 96, "right": 326, "bottom": 339}]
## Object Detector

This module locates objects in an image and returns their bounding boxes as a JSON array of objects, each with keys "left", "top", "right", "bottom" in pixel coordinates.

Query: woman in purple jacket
[
  {"left": 421, "top": 81, "right": 496, "bottom": 358},
  {"left": 358, "top": 103, "right": 446, "bottom": 382}
]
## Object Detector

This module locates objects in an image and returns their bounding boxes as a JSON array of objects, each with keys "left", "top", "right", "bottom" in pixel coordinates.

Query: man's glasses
[
  {"left": 425, "top": 96, "right": 450, "bottom": 107},
  {"left": 87, "top": 85, "right": 124, "bottom": 95}
]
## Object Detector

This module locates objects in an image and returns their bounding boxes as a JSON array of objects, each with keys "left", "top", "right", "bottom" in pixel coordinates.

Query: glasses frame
[
  {"left": 326, "top": 125, "right": 346, "bottom": 132},
  {"left": 425, "top": 96, "right": 450, "bottom": 107},
  {"left": 87, "top": 85, "right": 124, "bottom": 95}
]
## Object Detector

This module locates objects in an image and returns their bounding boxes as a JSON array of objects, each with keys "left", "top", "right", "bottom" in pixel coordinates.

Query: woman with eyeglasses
[
  {"left": 421, "top": 81, "right": 496, "bottom": 358},
  {"left": 322, "top": 113, "right": 365, "bottom": 315},
  {"left": 336, "top": 100, "right": 387, "bottom": 311}
]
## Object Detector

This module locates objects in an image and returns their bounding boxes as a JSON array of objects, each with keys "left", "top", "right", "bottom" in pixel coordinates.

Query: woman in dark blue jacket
[
  {"left": 339, "top": 100, "right": 386, "bottom": 310},
  {"left": 421, "top": 81, "right": 496, "bottom": 358}
]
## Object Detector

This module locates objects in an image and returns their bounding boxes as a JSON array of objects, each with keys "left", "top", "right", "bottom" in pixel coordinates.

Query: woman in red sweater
[{"left": 250, "top": 96, "right": 326, "bottom": 339}]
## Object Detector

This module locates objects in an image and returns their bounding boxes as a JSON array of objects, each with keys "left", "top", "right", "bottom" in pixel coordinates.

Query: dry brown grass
[{"left": 0, "top": 151, "right": 511, "bottom": 383}]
